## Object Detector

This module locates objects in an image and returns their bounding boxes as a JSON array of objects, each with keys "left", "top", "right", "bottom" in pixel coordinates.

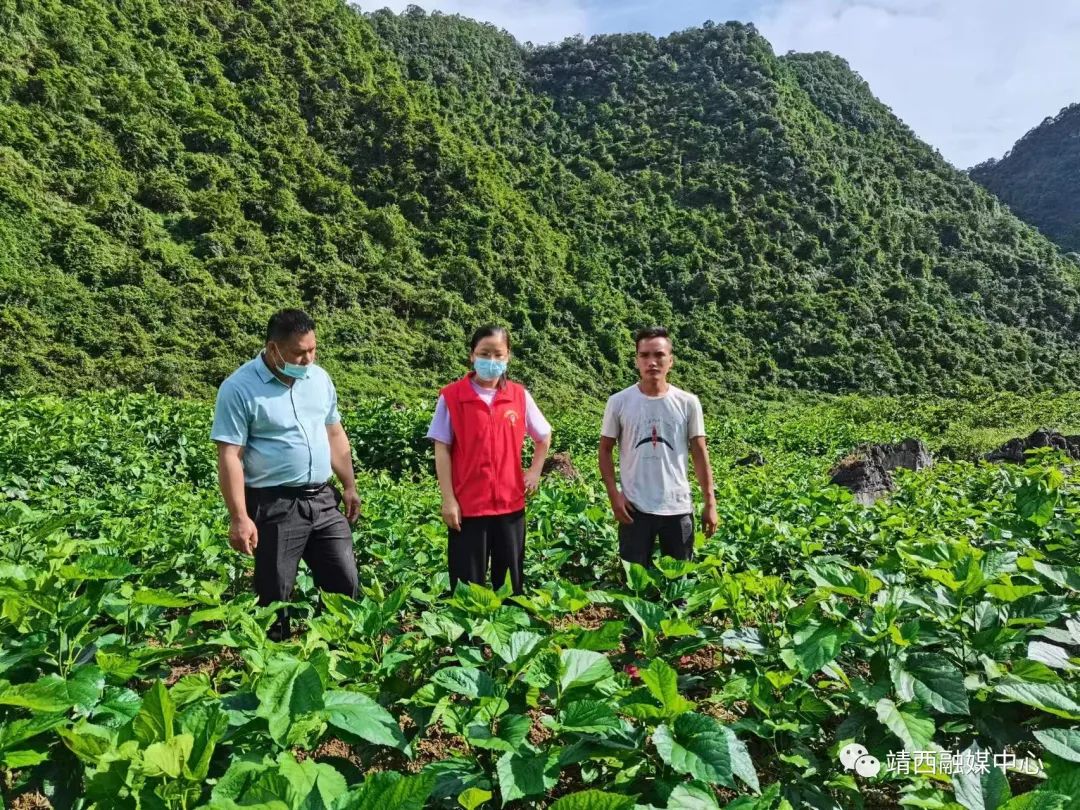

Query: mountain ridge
[{"left": 1, "top": 0, "right": 1079, "bottom": 406}]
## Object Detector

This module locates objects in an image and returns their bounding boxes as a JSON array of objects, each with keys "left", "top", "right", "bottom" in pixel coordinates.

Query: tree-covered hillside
[
  {"left": 3, "top": 0, "right": 1080, "bottom": 406},
  {"left": 970, "top": 103, "right": 1080, "bottom": 255}
]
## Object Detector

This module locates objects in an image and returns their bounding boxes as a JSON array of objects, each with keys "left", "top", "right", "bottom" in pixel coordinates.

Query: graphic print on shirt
[
  {"left": 634, "top": 423, "right": 675, "bottom": 451},
  {"left": 630, "top": 413, "right": 683, "bottom": 463}
]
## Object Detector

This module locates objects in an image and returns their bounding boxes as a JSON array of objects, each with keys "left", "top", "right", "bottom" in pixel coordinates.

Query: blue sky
[{"left": 365, "top": 0, "right": 1080, "bottom": 169}]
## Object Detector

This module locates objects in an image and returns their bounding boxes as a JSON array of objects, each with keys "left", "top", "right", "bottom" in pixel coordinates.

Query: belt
[{"left": 246, "top": 482, "right": 329, "bottom": 499}]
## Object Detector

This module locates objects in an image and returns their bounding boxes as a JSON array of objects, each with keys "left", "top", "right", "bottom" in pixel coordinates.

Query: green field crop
[{"left": 1, "top": 392, "right": 1079, "bottom": 809}]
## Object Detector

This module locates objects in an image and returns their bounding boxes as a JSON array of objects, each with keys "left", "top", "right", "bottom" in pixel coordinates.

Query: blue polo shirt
[{"left": 211, "top": 353, "right": 340, "bottom": 488}]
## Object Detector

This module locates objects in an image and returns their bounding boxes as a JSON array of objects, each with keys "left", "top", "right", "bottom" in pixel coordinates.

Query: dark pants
[
  {"left": 448, "top": 509, "right": 525, "bottom": 595},
  {"left": 618, "top": 511, "right": 695, "bottom": 567},
  {"left": 246, "top": 483, "right": 358, "bottom": 640}
]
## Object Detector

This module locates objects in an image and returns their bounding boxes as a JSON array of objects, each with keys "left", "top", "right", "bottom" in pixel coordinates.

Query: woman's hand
[
  {"left": 441, "top": 496, "right": 462, "bottom": 531},
  {"left": 524, "top": 467, "right": 542, "bottom": 496}
]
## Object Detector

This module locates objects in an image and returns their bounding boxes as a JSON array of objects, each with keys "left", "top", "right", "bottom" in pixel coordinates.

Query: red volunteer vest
[{"left": 440, "top": 373, "right": 527, "bottom": 517}]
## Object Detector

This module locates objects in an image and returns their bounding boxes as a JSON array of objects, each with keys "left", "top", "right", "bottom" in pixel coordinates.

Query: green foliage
[
  {"left": 2, "top": 2, "right": 1080, "bottom": 404},
  {"left": 2, "top": 391, "right": 1080, "bottom": 807},
  {"left": 971, "top": 104, "right": 1080, "bottom": 253}
]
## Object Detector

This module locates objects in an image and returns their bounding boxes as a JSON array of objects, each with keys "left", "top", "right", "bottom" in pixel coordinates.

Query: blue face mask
[
  {"left": 474, "top": 357, "right": 507, "bottom": 381},
  {"left": 271, "top": 345, "right": 311, "bottom": 380}
]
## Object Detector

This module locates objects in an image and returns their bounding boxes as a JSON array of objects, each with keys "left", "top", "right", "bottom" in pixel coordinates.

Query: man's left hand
[
  {"left": 702, "top": 502, "right": 718, "bottom": 537},
  {"left": 342, "top": 486, "right": 362, "bottom": 523}
]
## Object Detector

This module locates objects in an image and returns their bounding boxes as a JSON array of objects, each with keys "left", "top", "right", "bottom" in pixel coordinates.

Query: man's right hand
[
  {"left": 229, "top": 515, "right": 258, "bottom": 555},
  {"left": 610, "top": 491, "right": 635, "bottom": 525},
  {"left": 441, "top": 497, "right": 462, "bottom": 532}
]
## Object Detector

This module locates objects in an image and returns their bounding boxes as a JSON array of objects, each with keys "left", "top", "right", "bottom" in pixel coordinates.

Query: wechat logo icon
[{"left": 839, "top": 743, "right": 881, "bottom": 777}]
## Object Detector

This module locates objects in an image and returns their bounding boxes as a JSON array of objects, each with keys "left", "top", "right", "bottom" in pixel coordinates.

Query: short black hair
[
  {"left": 470, "top": 324, "right": 511, "bottom": 352},
  {"left": 634, "top": 326, "right": 671, "bottom": 350},
  {"left": 266, "top": 308, "right": 315, "bottom": 343}
]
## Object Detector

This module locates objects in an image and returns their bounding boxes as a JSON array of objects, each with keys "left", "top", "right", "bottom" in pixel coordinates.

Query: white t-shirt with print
[{"left": 600, "top": 384, "right": 705, "bottom": 516}]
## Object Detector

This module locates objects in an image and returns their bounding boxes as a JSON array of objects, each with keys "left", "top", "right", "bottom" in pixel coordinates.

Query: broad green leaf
[
  {"left": 457, "top": 787, "right": 493, "bottom": 809},
  {"left": 664, "top": 782, "right": 721, "bottom": 810},
  {"left": 431, "top": 667, "right": 495, "bottom": 699},
  {"left": 60, "top": 555, "right": 136, "bottom": 580},
  {"left": 641, "top": 659, "right": 695, "bottom": 718},
  {"left": 278, "top": 751, "right": 348, "bottom": 809},
  {"left": 142, "top": 733, "right": 194, "bottom": 779},
  {"left": 554, "top": 701, "right": 621, "bottom": 734},
  {"left": 876, "top": 698, "right": 935, "bottom": 752},
  {"left": 952, "top": 744, "right": 1011, "bottom": 810},
  {"left": 465, "top": 714, "right": 530, "bottom": 752},
  {"left": 548, "top": 789, "right": 637, "bottom": 810},
  {"left": 95, "top": 651, "right": 142, "bottom": 681},
  {"left": 1028, "top": 642, "right": 1077, "bottom": 671},
  {"left": 573, "top": 622, "right": 625, "bottom": 652},
  {"left": 449, "top": 583, "right": 503, "bottom": 615},
  {"left": 93, "top": 687, "right": 142, "bottom": 727},
  {"left": 1034, "top": 728, "right": 1080, "bottom": 763},
  {"left": 417, "top": 611, "right": 466, "bottom": 643},
  {"left": 255, "top": 657, "right": 325, "bottom": 745},
  {"left": 0, "top": 671, "right": 100, "bottom": 713},
  {"left": 0, "top": 678, "right": 67, "bottom": 713},
  {"left": 805, "top": 564, "right": 883, "bottom": 599},
  {"left": 994, "top": 679, "right": 1080, "bottom": 719},
  {"left": 134, "top": 681, "right": 175, "bottom": 744},
  {"left": 653, "top": 712, "right": 759, "bottom": 792},
  {"left": 58, "top": 723, "right": 115, "bottom": 763},
  {"left": 998, "top": 793, "right": 1069, "bottom": 810},
  {"left": 621, "top": 597, "right": 664, "bottom": 633},
  {"left": 623, "top": 562, "right": 655, "bottom": 594},
  {"left": 324, "top": 691, "right": 407, "bottom": 750},
  {"left": 1016, "top": 480, "right": 1058, "bottom": 528},
  {"left": 0, "top": 713, "right": 68, "bottom": 751},
  {"left": 495, "top": 750, "right": 561, "bottom": 803},
  {"left": 1040, "top": 760, "right": 1080, "bottom": 807},
  {"left": 792, "top": 621, "right": 850, "bottom": 676},
  {"left": 559, "top": 649, "right": 614, "bottom": 694},
  {"left": 211, "top": 759, "right": 271, "bottom": 803},
  {"left": 900, "top": 653, "right": 970, "bottom": 715},
  {"left": 3, "top": 749, "right": 50, "bottom": 768},
  {"left": 333, "top": 771, "right": 435, "bottom": 810},
  {"left": 720, "top": 628, "right": 765, "bottom": 656},
  {"left": 924, "top": 567, "right": 964, "bottom": 591},
  {"left": 493, "top": 631, "right": 543, "bottom": 666},
  {"left": 1011, "top": 659, "right": 1062, "bottom": 683},
  {"left": 660, "top": 618, "right": 698, "bottom": 637},
  {"left": 988, "top": 584, "right": 1047, "bottom": 602},
  {"left": 171, "top": 673, "right": 215, "bottom": 707},
  {"left": 1031, "top": 562, "right": 1080, "bottom": 593},
  {"left": 133, "top": 588, "right": 196, "bottom": 608},
  {"left": 180, "top": 703, "right": 229, "bottom": 781},
  {"left": 66, "top": 665, "right": 106, "bottom": 712}
]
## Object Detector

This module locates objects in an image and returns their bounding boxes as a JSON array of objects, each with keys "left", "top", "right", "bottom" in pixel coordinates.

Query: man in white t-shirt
[{"left": 598, "top": 326, "right": 718, "bottom": 567}]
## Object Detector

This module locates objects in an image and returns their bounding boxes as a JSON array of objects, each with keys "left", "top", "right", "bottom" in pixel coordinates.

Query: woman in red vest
[{"left": 426, "top": 325, "right": 552, "bottom": 595}]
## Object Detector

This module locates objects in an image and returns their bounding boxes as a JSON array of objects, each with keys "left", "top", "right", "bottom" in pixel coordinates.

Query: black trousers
[
  {"left": 618, "top": 511, "right": 695, "bottom": 567},
  {"left": 246, "top": 483, "right": 358, "bottom": 640},
  {"left": 448, "top": 509, "right": 525, "bottom": 595}
]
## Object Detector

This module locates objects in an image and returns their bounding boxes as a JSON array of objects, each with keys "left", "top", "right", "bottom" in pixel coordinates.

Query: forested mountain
[
  {"left": 2, "top": 0, "right": 1080, "bottom": 407},
  {"left": 970, "top": 103, "right": 1080, "bottom": 255}
]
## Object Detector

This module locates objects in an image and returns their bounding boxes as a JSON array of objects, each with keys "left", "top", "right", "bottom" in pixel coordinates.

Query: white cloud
[
  {"left": 756, "top": 0, "right": 1080, "bottom": 167},
  {"left": 358, "top": 0, "right": 589, "bottom": 45}
]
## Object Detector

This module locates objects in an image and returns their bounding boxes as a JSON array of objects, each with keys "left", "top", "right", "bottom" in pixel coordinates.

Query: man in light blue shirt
[{"left": 211, "top": 308, "right": 360, "bottom": 640}]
